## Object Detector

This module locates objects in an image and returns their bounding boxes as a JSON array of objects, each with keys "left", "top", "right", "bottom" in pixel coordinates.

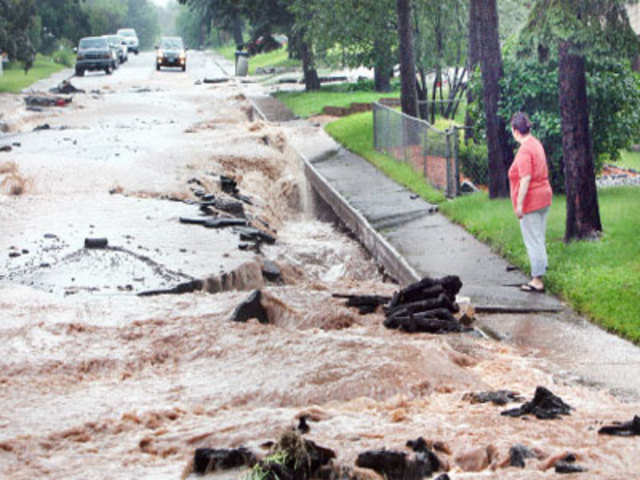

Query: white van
[{"left": 117, "top": 28, "right": 139, "bottom": 54}]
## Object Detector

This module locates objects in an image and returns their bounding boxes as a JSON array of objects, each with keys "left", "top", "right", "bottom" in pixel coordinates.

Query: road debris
[
  {"left": 229, "top": 290, "right": 269, "bottom": 323},
  {"left": 462, "top": 390, "right": 524, "bottom": 406},
  {"left": 501, "top": 386, "right": 572, "bottom": 419},
  {"left": 24, "top": 95, "right": 72, "bottom": 107},
  {"left": 84, "top": 237, "right": 108, "bottom": 249},
  {"left": 598, "top": 415, "right": 640, "bottom": 436},
  {"left": 193, "top": 447, "right": 257, "bottom": 474},
  {"left": 137, "top": 279, "right": 203, "bottom": 297},
  {"left": 332, "top": 293, "right": 392, "bottom": 314},
  {"left": 50, "top": 80, "right": 85, "bottom": 94}
]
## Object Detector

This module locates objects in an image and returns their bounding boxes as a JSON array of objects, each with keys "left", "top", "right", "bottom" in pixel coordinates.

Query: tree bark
[
  {"left": 476, "top": 0, "right": 511, "bottom": 198},
  {"left": 232, "top": 11, "right": 244, "bottom": 48},
  {"left": 396, "top": 0, "right": 418, "bottom": 117},
  {"left": 558, "top": 41, "right": 602, "bottom": 241},
  {"left": 464, "top": 0, "right": 481, "bottom": 142},
  {"left": 299, "top": 37, "right": 320, "bottom": 91},
  {"left": 373, "top": 36, "right": 393, "bottom": 92}
]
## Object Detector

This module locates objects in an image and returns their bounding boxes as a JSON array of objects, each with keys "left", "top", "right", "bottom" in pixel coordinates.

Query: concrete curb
[{"left": 248, "top": 96, "right": 420, "bottom": 286}]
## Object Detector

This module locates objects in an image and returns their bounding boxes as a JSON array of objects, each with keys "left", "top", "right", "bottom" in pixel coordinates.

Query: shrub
[{"left": 458, "top": 139, "right": 489, "bottom": 186}]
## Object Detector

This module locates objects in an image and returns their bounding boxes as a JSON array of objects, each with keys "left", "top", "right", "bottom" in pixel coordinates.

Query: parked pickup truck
[{"left": 75, "top": 36, "right": 115, "bottom": 76}]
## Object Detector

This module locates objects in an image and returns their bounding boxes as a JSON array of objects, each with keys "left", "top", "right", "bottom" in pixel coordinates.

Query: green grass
[
  {"left": 0, "top": 54, "right": 66, "bottom": 93},
  {"left": 246, "top": 46, "right": 300, "bottom": 75},
  {"left": 618, "top": 149, "right": 640, "bottom": 171},
  {"left": 440, "top": 188, "right": 640, "bottom": 343},
  {"left": 275, "top": 86, "right": 400, "bottom": 118},
  {"left": 216, "top": 43, "right": 237, "bottom": 61},
  {"left": 325, "top": 112, "right": 446, "bottom": 204}
]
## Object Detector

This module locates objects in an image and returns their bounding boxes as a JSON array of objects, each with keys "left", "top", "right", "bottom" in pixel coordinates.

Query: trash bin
[{"left": 235, "top": 51, "right": 249, "bottom": 77}]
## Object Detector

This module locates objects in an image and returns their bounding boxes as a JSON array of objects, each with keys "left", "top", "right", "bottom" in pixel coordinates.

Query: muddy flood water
[{"left": 1, "top": 51, "right": 639, "bottom": 479}]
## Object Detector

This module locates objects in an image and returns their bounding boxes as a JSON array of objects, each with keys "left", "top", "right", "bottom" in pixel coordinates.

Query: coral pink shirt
[{"left": 508, "top": 136, "right": 552, "bottom": 214}]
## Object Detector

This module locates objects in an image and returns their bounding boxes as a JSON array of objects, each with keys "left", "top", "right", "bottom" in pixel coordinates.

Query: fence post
[
  {"left": 445, "top": 129, "right": 453, "bottom": 198},
  {"left": 452, "top": 126, "right": 460, "bottom": 197}
]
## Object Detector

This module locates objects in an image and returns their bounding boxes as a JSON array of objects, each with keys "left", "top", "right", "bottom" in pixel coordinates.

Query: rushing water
[{"left": 1, "top": 52, "right": 639, "bottom": 479}]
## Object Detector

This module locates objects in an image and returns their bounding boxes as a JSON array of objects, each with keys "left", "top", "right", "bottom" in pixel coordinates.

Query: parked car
[
  {"left": 75, "top": 36, "right": 115, "bottom": 76},
  {"left": 103, "top": 34, "right": 127, "bottom": 64},
  {"left": 155, "top": 37, "right": 186, "bottom": 71},
  {"left": 117, "top": 28, "right": 139, "bottom": 54}
]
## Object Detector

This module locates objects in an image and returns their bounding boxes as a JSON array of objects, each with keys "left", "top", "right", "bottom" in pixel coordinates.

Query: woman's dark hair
[{"left": 511, "top": 112, "right": 532, "bottom": 135}]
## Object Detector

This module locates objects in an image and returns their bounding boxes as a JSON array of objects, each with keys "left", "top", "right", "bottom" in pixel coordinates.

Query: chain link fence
[{"left": 373, "top": 102, "right": 460, "bottom": 197}]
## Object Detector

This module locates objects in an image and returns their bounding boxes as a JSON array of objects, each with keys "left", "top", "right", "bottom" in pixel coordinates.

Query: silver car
[{"left": 117, "top": 28, "right": 139, "bottom": 54}]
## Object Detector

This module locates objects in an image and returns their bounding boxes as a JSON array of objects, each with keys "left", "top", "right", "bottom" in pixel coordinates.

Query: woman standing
[{"left": 508, "top": 112, "right": 553, "bottom": 292}]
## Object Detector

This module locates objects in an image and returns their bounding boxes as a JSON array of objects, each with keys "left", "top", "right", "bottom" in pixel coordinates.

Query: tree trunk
[
  {"left": 417, "top": 66, "right": 428, "bottom": 120},
  {"left": 558, "top": 41, "right": 602, "bottom": 241},
  {"left": 396, "top": 0, "right": 418, "bottom": 117},
  {"left": 464, "top": 0, "right": 481, "bottom": 142},
  {"left": 232, "top": 12, "right": 244, "bottom": 48},
  {"left": 373, "top": 37, "right": 393, "bottom": 92},
  {"left": 476, "top": 0, "right": 511, "bottom": 198},
  {"left": 299, "top": 37, "right": 320, "bottom": 91}
]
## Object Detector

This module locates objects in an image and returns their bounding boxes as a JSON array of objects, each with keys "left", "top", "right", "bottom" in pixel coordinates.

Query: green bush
[
  {"left": 468, "top": 53, "right": 640, "bottom": 193},
  {"left": 51, "top": 44, "right": 75, "bottom": 68},
  {"left": 458, "top": 140, "right": 489, "bottom": 186}
]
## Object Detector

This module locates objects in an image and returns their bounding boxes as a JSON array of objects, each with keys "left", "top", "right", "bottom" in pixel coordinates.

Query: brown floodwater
[{"left": 1, "top": 52, "right": 639, "bottom": 479}]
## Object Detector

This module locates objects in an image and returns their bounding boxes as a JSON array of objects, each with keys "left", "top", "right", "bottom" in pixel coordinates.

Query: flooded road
[{"left": 1, "top": 51, "right": 639, "bottom": 479}]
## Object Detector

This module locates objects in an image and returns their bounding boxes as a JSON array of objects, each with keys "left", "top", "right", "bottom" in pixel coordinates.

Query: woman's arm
[{"left": 516, "top": 175, "right": 531, "bottom": 219}]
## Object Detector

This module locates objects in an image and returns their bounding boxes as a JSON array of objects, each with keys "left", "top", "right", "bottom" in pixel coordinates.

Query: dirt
[{"left": 1, "top": 52, "right": 639, "bottom": 479}]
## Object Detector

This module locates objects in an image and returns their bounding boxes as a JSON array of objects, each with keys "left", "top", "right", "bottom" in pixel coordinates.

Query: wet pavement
[{"left": 1, "top": 50, "right": 640, "bottom": 479}]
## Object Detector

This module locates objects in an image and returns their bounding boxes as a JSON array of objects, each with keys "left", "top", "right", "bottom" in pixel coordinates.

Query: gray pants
[{"left": 520, "top": 206, "right": 549, "bottom": 277}]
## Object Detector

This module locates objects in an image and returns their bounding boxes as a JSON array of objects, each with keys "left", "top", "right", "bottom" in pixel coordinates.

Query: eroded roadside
[{"left": 1, "top": 52, "right": 639, "bottom": 479}]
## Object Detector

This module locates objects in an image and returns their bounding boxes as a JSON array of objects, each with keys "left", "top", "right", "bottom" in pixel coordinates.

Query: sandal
[{"left": 521, "top": 282, "right": 545, "bottom": 293}]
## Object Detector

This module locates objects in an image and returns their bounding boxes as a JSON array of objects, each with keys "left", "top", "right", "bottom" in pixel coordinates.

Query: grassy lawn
[
  {"left": 216, "top": 43, "right": 237, "bottom": 61},
  {"left": 326, "top": 112, "right": 446, "bottom": 204},
  {"left": 0, "top": 55, "right": 66, "bottom": 93},
  {"left": 246, "top": 46, "right": 300, "bottom": 75},
  {"left": 618, "top": 149, "right": 640, "bottom": 171},
  {"left": 440, "top": 188, "right": 640, "bottom": 343},
  {"left": 275, "top": 86, "right": 400, "bottom": 118}
]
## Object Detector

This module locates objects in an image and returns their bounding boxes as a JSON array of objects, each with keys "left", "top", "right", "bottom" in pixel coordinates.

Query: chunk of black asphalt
[
  {"left": 203, "top": 77, "right": 229, "bottom": 84},
  {"left": 509, "top": 444, "right": 536, "bottom": 468},
  {"left": 137, "top": 279, "right": 203, "bottom": 297},
  {"left": 179, "top": 217, "right": 207, "bottom": 225},
  {"left": 236, "top": 226, "right": 276, "bottom": 244},
  {"left": 33, "top": 124, "right": 51, "bottom": 131},
  {"left": 297, "top": 415, "right": 310, "bottom": 434},
  {"left": 464, "top": 390, "right": 525, "bottom": 406},
  {"left": 598, "top": 415, "right": 640, "bottom": 436},
  {"left": 555, "top": 461, "right": 587, "bottom": 474},
  {"left": 220, "top": 175, "right": 239, "bottom": 195},
  {"left": 501, "top": 386, "right": 572, "bottom": 420},
  {"left": 356, "top": 449, "right": 436, "bottom": 480},
  {"left": 200, "top": 198, "right": 245, "bottom": 218},
  {"left": 262, "top": 260, "right": 282, "bottom": 282},
  {"left": 333, "top": 294, "right": 392, "bottom": 314},
  {"left": 229, "top": 290, "right": 269, "bottom": 324},
  {"left": 205, "top": 218, "right": 247, "bottom": 228},
  {"left": 0, "top": 145, "right": 12, "bottom": 152},
  {"left": 405, "top": 437, "right": 441, "bottom": 472},
  {"left": 84, "top": 238, "right": 108, "bottom": 249},
  {"left": 193, "top": 447, "right": 257, "bottom": 474}
]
